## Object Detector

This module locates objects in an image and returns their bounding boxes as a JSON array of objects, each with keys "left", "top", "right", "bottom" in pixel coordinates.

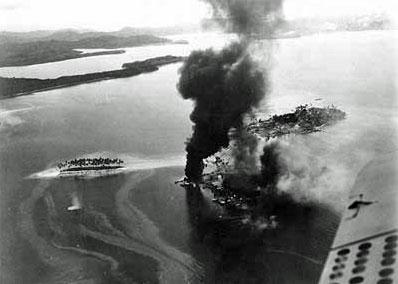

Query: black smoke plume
[
  {"left": 230, "top": 126, "right": 260, "bottom": 174},
  {"left": 178, "top": 0, "right": 283, "bottom": 182},
  {"left": 259, "top": 142, "right": 281, "bottom": 188},
  {"left": 178, "top": 43, "right": 265, "bottom": 181},
  {"left": 203, "top": 0, "right": 283, "bottom": 37}
]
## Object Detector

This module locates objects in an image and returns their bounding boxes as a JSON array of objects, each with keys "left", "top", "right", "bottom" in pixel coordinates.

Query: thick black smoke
[
  {"left": 203, "top": 0, "right": 283, "bottom": 37},
  {"left": 259, "top": 142, "right": 281, "bottom": 188},
  {"left": 178, "top": 0, "right": 283, "bottom": 182},
  {"left": 178, "top": 43, "right": 265, "bottom": 181},
  {"left": 230, "top": 126, "right": 260, "bottom": 174}
]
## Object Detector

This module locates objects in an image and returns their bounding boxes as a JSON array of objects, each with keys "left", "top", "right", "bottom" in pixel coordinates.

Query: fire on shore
[{"left": 176, "top": 104, "right": 346, "bottom": 225}]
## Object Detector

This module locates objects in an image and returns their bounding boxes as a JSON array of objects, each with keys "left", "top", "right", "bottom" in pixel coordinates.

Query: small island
[
  {"left": 0, "top": 55, "right": 185, "bottom": 99},
  {"left": 58, "top": 157, "right": 125, "bottom": 177}
]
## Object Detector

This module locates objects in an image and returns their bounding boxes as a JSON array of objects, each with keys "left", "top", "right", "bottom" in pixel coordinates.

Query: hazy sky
[{"left": 0, "top": 0, "right": 396, "bottom": 32}]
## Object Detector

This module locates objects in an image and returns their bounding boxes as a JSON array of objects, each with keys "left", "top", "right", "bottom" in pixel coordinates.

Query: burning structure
[{"left": 178, "top": 105, "right": 346, "bottom": 205}]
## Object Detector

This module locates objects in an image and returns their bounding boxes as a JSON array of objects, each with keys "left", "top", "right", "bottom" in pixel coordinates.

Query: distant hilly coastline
[
  {"left": 0, "top": 24, "right": 200, "bottom": 45},
  {"left": 0, "top": 30, "right": 186, "bottom": 67},
  {"left": 272, "top": 13, "right": 392, "bottom": 39},
  {"left": 0, "top": 14, "right": 390, "bottom": 67}
]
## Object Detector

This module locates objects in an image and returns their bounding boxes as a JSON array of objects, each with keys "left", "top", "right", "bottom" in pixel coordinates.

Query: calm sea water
[{"left": 0, "top": 30, "right": 396, "bottom": 284}]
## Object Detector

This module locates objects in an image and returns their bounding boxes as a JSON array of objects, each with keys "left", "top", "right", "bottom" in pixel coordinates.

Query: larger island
[
  {"left": 0, "top": 30, "right": 183, "bottom": 67},
  {"left": 0, "top": 55, "right": 185, "bottom": 99}
]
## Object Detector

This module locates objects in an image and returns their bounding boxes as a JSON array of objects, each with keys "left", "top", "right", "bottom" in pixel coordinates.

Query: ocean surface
[{"left": 0, "top": 30, "right": 397, "bottom": 284}]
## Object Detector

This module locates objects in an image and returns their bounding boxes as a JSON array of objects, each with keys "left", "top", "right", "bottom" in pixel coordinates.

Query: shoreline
[
  {"left": 3, "top": 77, "right": 115, "bottom": 99},
  {"left": 0, "top": 33, "right": 178, "bottom": 68},
  {"left": 0, "top": 49, "right": 126, "bottom": 68},
  {"left": 0, "top": 55, "right": 185, "bottom": 100}
]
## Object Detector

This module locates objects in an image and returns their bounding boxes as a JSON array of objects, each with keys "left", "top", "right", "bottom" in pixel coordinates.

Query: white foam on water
[
  {"left": 67, "top": 192, "right": 82, "bottom": 211},
  {"left": 28, "top": 167, "right": 60, "bottom": 179},
  {"left": 0, "top": 105, "right": 38, "bottom": 131},
  {"left": 123, "top": 153, "right": 185, "bottom": 172},
  {"left": 27, "top": 152, "right": 185, "bottom": 180}
]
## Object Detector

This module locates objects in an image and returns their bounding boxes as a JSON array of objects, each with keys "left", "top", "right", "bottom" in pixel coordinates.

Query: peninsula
[
  {"left": 0, "top": 34, "right": 175, "bottom": 67},
  {"left": 0, "top": 55, "right": 185, "bottom": 99}
]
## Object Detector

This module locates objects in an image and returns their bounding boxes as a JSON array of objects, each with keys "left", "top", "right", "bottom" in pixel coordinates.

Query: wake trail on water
[
  {"left": 265, "top": 248, "right": 322, "bottom": 265},
  {"left": 0, "top": 105, "right": 40, "bottom": 131},
  {"left": 17, "top": 180, "right": 107, "bottom": 284},
  {"left": 23, "top": 158, "right": 204, "bottom": 283},
  {"left": 27, "top": 152, "right": 186, "bottom": 179},
  {"left": 114, "top": 171, "right": 205, "bottom": 283}
]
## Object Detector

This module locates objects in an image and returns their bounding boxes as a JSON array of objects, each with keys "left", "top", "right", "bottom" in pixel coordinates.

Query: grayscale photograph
[{"left": 0, "top": 0, "right": 397, "bottom": 283}]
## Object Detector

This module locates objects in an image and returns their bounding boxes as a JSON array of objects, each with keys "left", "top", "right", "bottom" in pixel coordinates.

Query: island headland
[
  {"left": 0, "top": 33, "right": 183, "bottom": 67},
  {"left": 0, "top": 55, "right": 185, "bottom": 99}
]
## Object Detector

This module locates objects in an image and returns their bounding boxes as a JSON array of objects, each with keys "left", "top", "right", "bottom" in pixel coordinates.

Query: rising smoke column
[
  {"left": 203, "top": 0, "right": 283, "bottom": 36},
  {"left": 178, "top": 0, "right": 283, "bottom": 182}
]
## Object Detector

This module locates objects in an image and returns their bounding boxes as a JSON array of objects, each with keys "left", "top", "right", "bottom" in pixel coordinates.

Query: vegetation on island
[
  {"left": 0, "top": 48, "right": 126, "bottom": 67},
  {"left": 58, "top": 157, "right": 124, "bottom": 172},
  {"left": 247, "top": 105, "right": 346, "bottom": 140},
  {"left": 122, "top": 55, "right": 185, "bottom": 69},
  {"left": 0, "top": 55, "right": 185, "bottom": 99}
]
